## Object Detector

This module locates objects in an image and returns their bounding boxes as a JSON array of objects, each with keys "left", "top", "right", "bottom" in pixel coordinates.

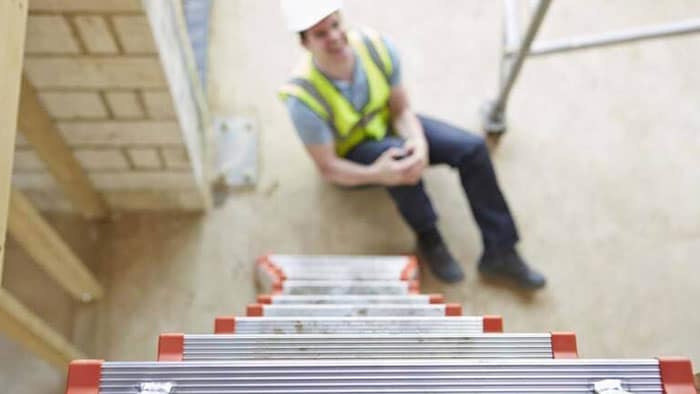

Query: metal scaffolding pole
[
  {"left": 482, "top": 3, "right": 700, "bottom": 139},
  {"left": 527, "top": 18, "right": 700, "bottom": 57},
  {"left": 482, "top": 0, "right": 552, "bottom": 135}
]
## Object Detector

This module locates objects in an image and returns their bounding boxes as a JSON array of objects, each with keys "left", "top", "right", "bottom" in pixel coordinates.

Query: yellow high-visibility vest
[{"left": 280, "top": 28, "right": 394, "bottom": 156}]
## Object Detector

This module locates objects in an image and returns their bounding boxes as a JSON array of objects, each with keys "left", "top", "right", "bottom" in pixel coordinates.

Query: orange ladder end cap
[
  {"left": 262, "top": 255, "right": 287, "bottom": 280},
  {"left": 214, "top": 316, "right": 236, "bottom": 334},
  {"left": 273, "top": 267, "right": 288, "bottom": 281},
  {"left": 257, "top": 294, "right": 273, "bottom": 304},
  {"left": 65, "top": 360, "right": 103, "bottom": 394},
  {"left": 262, "top": 264, "right": 283, "bottom": 282},
  {"left": 550, "top": 332, "right": 579, "bottom": 359},
  {"left": 445, "top": 303, "right": 463, "bottom": 316},
  {"left": 658, "top": 357, "right": 696, "bottom": 394},
  {"left": 247, "top": 304, "right": 264, "bottom": 317},
  {"left": 400, "top": 256, "right": 419, "bottom": 281},
  {"left": 257, "top": 255, "right": 285, "bottom": 281},
  {"left": 157, "top": 333, "right": 185, "bottom": 361},
  {"left": 428, "top": 294, "right": 445, "bottom": 304},
  {"left": 483, "top": 315, "right": 503, "bottom": 333}
]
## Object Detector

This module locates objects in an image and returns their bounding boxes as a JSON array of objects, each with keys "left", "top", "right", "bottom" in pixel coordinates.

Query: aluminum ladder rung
[
  {"left": 257, "top": 294, "right": 445, "bottom": 305},
  {"left": 156, "top": 333, "right": 579, "bottom": 361},
  {"left": 273, "top": 280, "right": 420, "bottom": 295},
  {"left": 67, "top": 358, "right": 695, "bottom": 393},
  {"left": 256, "top": 255, "right": 419, "bottom": 291},
  {"left": 265, "top": 254, "right": 416, "bottom": 276},
  {"left": 245, "top": 303, "right": 463, "bottom": 317},
  {"left": 213, "top": 316, "right": 504, "bottom": 335}
]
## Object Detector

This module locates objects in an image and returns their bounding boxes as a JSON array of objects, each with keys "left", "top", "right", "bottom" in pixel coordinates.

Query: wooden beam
[
  {"left": 0, "top": 0, "right": 88, "bottom": 374},
  {"left": 18, "top": 75, "right": 109, "bottom": 220},
  {"left": 8, "top": 189, "right": 104, "bottom": 302},
  {"left": 0, "top": 0, "right": 29, "bottom": 283},
  {"left": 0, "top": 288, "right": 85, "bottom": 370}
]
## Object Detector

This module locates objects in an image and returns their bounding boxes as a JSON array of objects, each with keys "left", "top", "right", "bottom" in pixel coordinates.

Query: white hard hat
[{"left": 280, "top": 0, "right": 343, "bottom": 32}]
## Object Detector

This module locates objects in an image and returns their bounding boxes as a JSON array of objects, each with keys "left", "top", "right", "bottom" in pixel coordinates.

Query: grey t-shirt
[{"left": 284, "top": 37, "right": 401, "bottom": 145}]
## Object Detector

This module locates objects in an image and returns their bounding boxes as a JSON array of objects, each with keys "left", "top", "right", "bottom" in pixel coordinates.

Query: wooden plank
[
  {"left": 18, "top": 74, "right": 109, "bottom": 220},
  {"left": 0, "top": 0, "right": 29, "bottom": 283},
  {"left": 8, "top": 189, "right": 104, "bottom": 302},
  {"left": 0, "top": 288, "right": 85, "bottom": 369}
]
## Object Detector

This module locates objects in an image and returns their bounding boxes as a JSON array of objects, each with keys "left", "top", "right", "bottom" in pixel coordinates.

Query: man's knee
[
  {"left": 456, "top": 133, "right": 489, "bottom": 166},
  {"left": 346, "top": 137, "right": 404, "bottom": 165},
  {"left": 472, "top": 135, "right": 489, "bottom": 156}
]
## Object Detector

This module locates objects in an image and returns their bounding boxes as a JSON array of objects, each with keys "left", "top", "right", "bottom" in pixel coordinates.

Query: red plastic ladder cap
[
  {"left": 157, "top": 333, "right": 185, "bottom": 361},
  {"left": 247, "top": 304, "right": 264, "bottom": 317},
  {"left": 400, "top": 257, "right": 419, "bottom": 281},
  {"left": 214, "top": 316, "right": 236, "bottom": 334},
  {"left": 445, "top": 303, "right": 463, "bottom": 316},
  {"left": 550, "top": 332, "right": 579, "bottom": 359},
  {"left": 428, "top": 294, "right": 445, "bottom": 304},
  {"left": 65, "top": 360, "right": 102, "bottom": 394},
  {"left": 658, "top": 357, "right": 696, "bottom": 394},
  {"left": 482, "top": 315, "right": 503, "bottom": 333},
  {"left": 257, "top": 294, "right": 273, "bottom": 304}
]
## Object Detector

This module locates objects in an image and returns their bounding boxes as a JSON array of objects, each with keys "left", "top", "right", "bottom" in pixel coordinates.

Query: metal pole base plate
[{"left": 480, "top": 100, "right": 508, "bottom": 134}]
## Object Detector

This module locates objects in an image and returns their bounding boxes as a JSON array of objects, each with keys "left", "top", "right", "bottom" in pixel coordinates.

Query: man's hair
[{"left": 299, "top": 31, "right": 307, "bottom": 42}]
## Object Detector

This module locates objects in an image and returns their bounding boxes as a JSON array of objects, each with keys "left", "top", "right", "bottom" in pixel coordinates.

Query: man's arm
[
  {"left": 303, "top": 84, "right": 426, "bottom": 187},
  {"left": 285, "top": 81, "right": 422, "bottom": 187},
  {"left": 305, "top": 143, "right": 416, "bottom": 187},
  {"left": 389, "top": 84, "right": 426, "bottom": 146},
  {"left": 389, "top": 84, "right": 428, "bottom": 183},
  {"left": 285, "top": 97, "right": 400, "bottom": 187}
]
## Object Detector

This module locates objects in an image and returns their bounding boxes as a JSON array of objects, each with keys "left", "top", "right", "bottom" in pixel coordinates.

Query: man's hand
[
  {"left": 371, "top": 146, "right": 425, "bottom": 186},
  {"left": 402, "top": 138, "right": 428, "bottom": 183}
]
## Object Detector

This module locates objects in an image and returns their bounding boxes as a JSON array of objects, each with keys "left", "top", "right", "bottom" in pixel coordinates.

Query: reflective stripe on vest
[{"left": 279, "top": 28, "right": 393, "bottom": 157}]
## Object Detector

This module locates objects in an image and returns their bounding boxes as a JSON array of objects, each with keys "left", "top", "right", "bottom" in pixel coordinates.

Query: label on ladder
[
  {"left": 593, "top": 379, "right": 631, "bottom": 393},
  {"left": 139, "top": 382, "right": 175, "bottom": 393}
]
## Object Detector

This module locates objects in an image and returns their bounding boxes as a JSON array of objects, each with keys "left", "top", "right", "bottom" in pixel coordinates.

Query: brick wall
[{"left": 13, "top": 0, "right": 209, "bottom": 212}]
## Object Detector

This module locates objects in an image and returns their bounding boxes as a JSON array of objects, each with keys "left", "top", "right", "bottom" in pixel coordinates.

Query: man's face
[{"left": 302, "top": 12, "right": 350, "bottom": 61}]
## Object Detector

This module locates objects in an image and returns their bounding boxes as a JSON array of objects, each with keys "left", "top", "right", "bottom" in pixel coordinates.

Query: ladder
[{"left": 65, "top": 253, "right": 697, "bottom": 393}]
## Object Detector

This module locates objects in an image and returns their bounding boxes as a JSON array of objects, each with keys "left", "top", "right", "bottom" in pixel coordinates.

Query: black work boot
[
  {"left": 478, "top": 248, "right": 546, "bottom": 289},
  {"left": 416, "top": 228, "right": 464, "bottom": 283}
]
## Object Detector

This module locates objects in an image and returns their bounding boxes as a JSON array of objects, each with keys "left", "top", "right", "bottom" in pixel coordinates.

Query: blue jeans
[{"left": 345, "top": 115, "right": 519, "bottom": 252}]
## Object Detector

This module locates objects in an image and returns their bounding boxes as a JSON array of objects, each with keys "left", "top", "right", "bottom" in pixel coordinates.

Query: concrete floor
[{"left": 2, "top": 1, "right": 699, "bottom": 392}]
